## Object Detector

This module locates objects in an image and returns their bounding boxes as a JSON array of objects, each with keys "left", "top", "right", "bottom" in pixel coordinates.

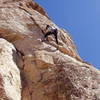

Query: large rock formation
[
  {"left": 0, "top": 38, "right": 21, "bottom": 100},
  {"left": 0, "top": 0, "right": 100, "bottom": 100}
]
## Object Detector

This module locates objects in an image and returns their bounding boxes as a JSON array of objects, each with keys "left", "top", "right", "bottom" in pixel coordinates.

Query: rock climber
[{"left": 42, "top": 25, "right": 58, "bottom": 44}]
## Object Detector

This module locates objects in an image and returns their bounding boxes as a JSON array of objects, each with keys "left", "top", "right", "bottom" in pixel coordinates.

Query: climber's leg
[
  {"left": 42, "top": 31, "right": 52, "bottom": 42},
  {"left": 54, "top": 33, "right": 58, "bottom": 44},
  {"left": 44, "top": 31, "right": 53, "bottom": 38}
]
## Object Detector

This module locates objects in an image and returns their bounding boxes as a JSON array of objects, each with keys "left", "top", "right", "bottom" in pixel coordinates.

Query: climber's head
[{"left": 46, "top": 25, "right": 50, "bottom": 29}]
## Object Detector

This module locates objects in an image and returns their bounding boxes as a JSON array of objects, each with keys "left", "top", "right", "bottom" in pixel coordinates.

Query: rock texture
[
  {"left": 0, "top": 38, "right": 21, "bottom": 100},
  {"left": 0, "top": 0, "right": 100, "bottom": 100}
]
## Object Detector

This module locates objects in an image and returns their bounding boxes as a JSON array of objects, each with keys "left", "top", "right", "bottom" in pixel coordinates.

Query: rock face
[
  {"left": 0, "top": 0, "right": 100, "bottom": 100},
  {"left": 0, "top": 38, "right": 21, "bottom": 100}
]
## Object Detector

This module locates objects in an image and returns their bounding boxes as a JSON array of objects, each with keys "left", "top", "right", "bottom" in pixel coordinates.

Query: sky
[{"left": 35, "top": 0, "right": 100, "bottom": 70}]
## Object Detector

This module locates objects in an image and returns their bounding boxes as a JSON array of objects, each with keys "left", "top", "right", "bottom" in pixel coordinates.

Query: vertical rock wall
[{"left": 0, "top": 0, "right": 100, "bottom": 100}]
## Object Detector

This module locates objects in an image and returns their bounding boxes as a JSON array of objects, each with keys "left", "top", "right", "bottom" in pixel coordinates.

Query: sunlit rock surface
[
  {"left": 0, "top": 0, "right": 100, "bottom": 100},
  {"left": 0, "top": 38, "right": 21, "bottom": 100}
]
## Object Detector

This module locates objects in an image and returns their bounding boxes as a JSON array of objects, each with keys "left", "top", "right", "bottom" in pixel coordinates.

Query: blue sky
[{"left": 35, "top": 0, "right": 100, "bottom": 70}]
